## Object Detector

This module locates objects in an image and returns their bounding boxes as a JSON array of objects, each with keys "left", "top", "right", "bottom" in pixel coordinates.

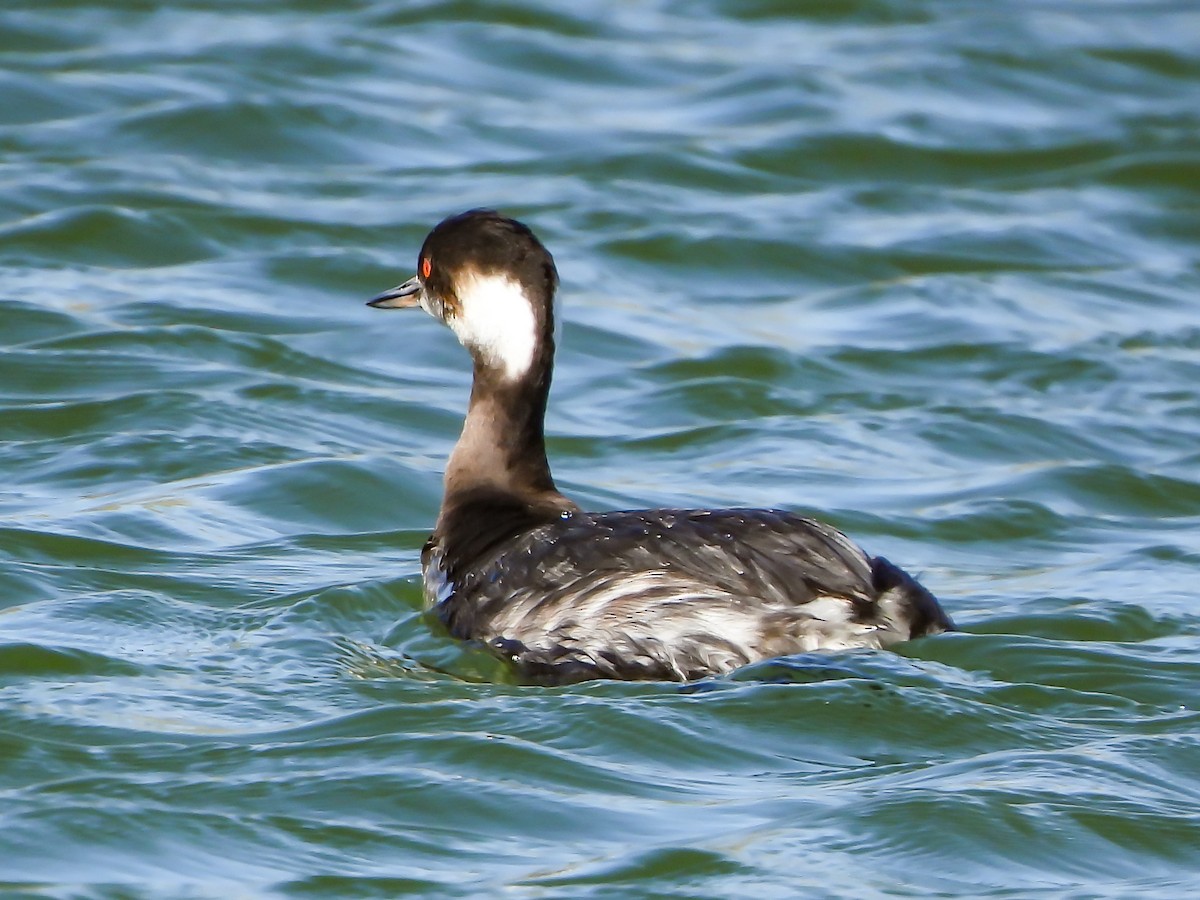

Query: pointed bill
[{"left": 367, "top": 275, "right": 422, "bottom": 308}]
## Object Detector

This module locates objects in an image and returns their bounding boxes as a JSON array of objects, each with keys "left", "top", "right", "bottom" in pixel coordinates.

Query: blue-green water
[{"left": 2, "top": 1, "right": 1199, "bottom": 896}]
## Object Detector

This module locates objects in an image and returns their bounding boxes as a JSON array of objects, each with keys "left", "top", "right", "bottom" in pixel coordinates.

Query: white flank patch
[{"left": 448, "top": 272, "right": 538, "bottom": 381}]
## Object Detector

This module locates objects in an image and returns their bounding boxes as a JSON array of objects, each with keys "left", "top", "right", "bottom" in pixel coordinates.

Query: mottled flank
[{"left": 426, "top": 508, "right": 952, "bottom": 683}]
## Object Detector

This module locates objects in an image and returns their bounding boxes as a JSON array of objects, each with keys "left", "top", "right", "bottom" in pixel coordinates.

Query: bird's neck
[{"left": 438, "top": 337, "right": 575, "bottom": 531}]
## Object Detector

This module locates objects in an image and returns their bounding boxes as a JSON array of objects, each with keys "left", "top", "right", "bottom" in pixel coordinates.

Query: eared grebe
[{"left": 369, "top": 209, "right": 954, "bottom": 683}]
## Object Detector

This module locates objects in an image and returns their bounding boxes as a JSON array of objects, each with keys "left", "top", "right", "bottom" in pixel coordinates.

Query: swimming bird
[{"left": 368, "top": 209, "right": 954, "bottom": 683}]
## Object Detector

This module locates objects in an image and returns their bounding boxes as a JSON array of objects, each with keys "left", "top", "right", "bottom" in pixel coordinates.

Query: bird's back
[{"left": 424, "top": 507, "right": 953, "bottom": 683}]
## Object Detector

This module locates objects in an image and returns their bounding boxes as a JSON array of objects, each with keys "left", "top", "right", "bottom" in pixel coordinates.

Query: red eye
[{"left": 421, "top": 257, "right": 432, "bottom": 279}]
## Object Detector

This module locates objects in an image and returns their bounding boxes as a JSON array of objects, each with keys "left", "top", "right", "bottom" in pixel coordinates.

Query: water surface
[{"left": 2, "top": 1, "right": 1199, "bottom": 897}]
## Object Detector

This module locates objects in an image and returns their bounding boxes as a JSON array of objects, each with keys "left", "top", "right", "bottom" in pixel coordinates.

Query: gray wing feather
[{"left": 427, "top": 508, "right": 926, "bottom": 681}]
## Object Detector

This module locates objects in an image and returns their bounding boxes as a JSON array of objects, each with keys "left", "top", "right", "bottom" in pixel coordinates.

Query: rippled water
[{"left": 3, "top": 1, "right": 1199, "bottom": 896}]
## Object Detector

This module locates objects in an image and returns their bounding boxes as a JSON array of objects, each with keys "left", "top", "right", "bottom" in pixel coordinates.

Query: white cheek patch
[{"left": 447, "top": 273, "right": 538, "bottom": 381}]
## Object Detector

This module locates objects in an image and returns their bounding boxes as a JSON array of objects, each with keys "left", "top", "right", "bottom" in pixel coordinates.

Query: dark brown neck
[
  {"left": 445, "top": 358, "right": 555, "bottom": 498},
  {"left": 435, "top": 337, "right": 577, "bottom": 565}
]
